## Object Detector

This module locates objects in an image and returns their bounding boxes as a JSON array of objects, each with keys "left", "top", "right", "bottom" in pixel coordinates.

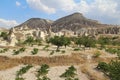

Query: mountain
[
  {"left": 51, "top": 12, "right": 107, "bottom": 32},
  {"left": 14, "top": 12, "right": 120, "bottom": 35},
  {"left": 15, "top": 18, "right": 53, "bottom": 31}
]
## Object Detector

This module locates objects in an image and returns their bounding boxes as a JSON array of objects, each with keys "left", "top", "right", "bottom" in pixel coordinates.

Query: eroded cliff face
[{"left": 75, "top": 26, "right": 120, "bottom": 37}]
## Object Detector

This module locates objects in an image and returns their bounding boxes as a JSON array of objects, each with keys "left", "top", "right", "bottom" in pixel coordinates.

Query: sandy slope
[{"left": 0, "top": 65, "right": 89, "bottom": 80}]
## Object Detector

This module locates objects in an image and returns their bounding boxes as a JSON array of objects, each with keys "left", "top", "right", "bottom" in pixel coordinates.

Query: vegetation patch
[
  {"left": 36, "top": 64, "right": 50, "bottom": 80},
  {"left": 31, "top": 48, "right": 39, "bottom": 55},
  {"left": 13, "top": 47, "right": 26, "bottom": 55},
  {"left": 97, "top": 60, "right": 120, "bottom": 80},
  {"left": 60, "top": 65, "right": 79, "bottom": 80},
  {"left": 16, "top": 64, "right": 32, "bottom": 80}
]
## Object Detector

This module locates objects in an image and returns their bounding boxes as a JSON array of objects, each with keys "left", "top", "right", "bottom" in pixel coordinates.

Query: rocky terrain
[
  {"left": 13, "top": 13, "right": 120, "bottom": 40},
  {"left": 15, "top": 18, "right": 53, "bottom": 31},
  {"left": 0, "top": 12, "right": 120, "bottom": 80}
]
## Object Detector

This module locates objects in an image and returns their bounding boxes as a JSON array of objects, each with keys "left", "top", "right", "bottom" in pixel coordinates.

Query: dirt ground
[{"left": 0, "top": 46, "right": 116, "bottom": 80}]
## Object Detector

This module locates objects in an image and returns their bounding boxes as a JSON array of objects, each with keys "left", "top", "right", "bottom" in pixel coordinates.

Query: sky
[{"left": 0, "top": 0, "right": 120, "bottom": 28}]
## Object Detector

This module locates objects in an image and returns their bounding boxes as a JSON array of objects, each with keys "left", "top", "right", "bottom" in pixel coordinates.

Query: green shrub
[
  {"left": 37, "top": 64, "right": 50, "bottom": 80},
  {"left": 0, "top": 48, "right": 8, "bottom": 53},
  {"left": 17, "top": 65, "right": 32, "bottom": 76},
  {"left": 43, "top": 45, "right": 49, "bottom": 50},
  {"left": 31, "top": 48, "right": 39, "bottom": 55},
  {"left": 19, "top": 48, "right": 26, "bottom": 52},
  {"left": 93, "top": 51, "right": 101, "bottom": 58},
  {"left": 15, "top": 77, "right": 24, "bottom": 80},
  {"left": 105, "top": 48, "right": 120, "bottom": 56},
  {"left": 97, "top": 62, "right": 109, "bottom": 72},
  {"left": 56, "top": 49, "right": 60, "bottom": 52},
  {"left": 73, "top": 48, "right": 80, "bottom": 51},
  {"left": 97, "top": 60, "right": 120, "bottom": 80},
  {"left": 0, "top": 32, "right": 8, "bottom": 40},
  {"left": 60, "top": 65, "right": 78, "bottom": 79},
  {"left": 50, "top": 50, "right": 54, "bottom": 55},
  {"left": 13, "top": 48, "right": 26, "bottom": 55},
  {"left": 61, "top": 50, "right": 65, "bottom": 54},
  {"left": 105, "top": 48, "right": 117, "bottom": 54},
  {"left": 117, "top": 53, "right": 120, "bottom": 59},
  {"left": 13, "top": 50, "right": 20, "bottom": 55}
]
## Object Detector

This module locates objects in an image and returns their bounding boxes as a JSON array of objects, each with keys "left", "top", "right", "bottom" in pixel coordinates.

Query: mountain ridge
[{"left": 14, "top": 12, "right": 119, "bottom": 33}]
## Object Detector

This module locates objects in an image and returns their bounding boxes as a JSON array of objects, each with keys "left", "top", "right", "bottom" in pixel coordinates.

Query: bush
[
  {"left": 31, "top": 48, "right": 39, "bottom": 55},
  {"left": 15, "top": 77, "right": 24, "bottom": 80},
  {"left": 13, "top": 50, "right": 20, "bottom": 55},
  {"left": 61, "top": 50, "right": 65, "bottom": 54},
  {"left": 0, "top": 48, "right": 8, "bottom": 53},
  {"left": 0, "top": 32, "right": 8, "bottom": 40},
  {"left": 105, "top": 48, "right": 117, "bottom": 54},
  {"left": 56, "top": 49, "right": 60, "bottom": 52},
  {"left": 93, "top": 51, "right": 101, "bottom": 58},
  {"left": 13, "top": 48, "right": 26, "bottom": 55},
  {"left": 19, "top": 48, "right": 26, "bottom": 52},
  {"left": 97, "top": 62, "right": 109, "bottom": 72},
  {"left": 43, "top": 45, "right": 49, "bottom": 50},
  {"left": 37, "top": 64, "right": 50, "bottom": 80},
  {"left": 117, "top": 53, "right": 120, "bottom": 59},
  {"left": 97, "top": 60, "right": 120, "bottom": 80},
  {"left": 50, "top": 50, "right": 54, "bottom": 55},
  {"left": 73, "top": 48, "right": 80, "bottom": 51},
  {"left": 60, "top": 65, "right": 78, "bottom": 79},
  {"left": 17, "top": 65, "right": 32, "bottom": 76}
]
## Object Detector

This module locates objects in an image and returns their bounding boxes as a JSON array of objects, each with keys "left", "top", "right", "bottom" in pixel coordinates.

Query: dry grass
[
  {"left": 0, "top": 53, "right": 85, "bottom": 70},
  {"left": 80, "top": 64, "right": 109, "bottom": 80}
]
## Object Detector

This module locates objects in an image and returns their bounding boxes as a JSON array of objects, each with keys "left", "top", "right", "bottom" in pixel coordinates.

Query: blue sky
[{"left": 0, "top": 0, "right": 120, "bottom": 28}]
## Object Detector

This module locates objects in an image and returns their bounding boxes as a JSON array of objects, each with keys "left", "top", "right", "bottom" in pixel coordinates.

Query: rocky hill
[
  {"left": 14, "top": 13, "right": 120, "bottom": 36},
  {"left": 51, "top": 12, "right": 106, "bottom": 32},
  {"left": 15, "top": 18, "right": 53, "bottom": 31}
]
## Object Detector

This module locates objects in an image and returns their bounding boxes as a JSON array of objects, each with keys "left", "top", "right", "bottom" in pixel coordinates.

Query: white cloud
[
  {"left": 26, "top": 0, "right": 120, "bottom": 24},
  {"left": 26, "top": 0, "right": 56, "bottom": 14},
  {"left": 16, "top": 1, "right": 21, "bottom": 6},
  {"left": 0, "top": 19, "right": 19, "bottom": 28}
]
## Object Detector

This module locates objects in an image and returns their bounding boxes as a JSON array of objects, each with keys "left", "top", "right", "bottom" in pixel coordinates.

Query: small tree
[
  {"left": 61, "top": 36, "right": 71, "bottom": 48},
  {"left": 75, "top": 38, "right": 83, "bottom": 47},
  {"left": 49, "top": 36, "right": 64, "bottom": 51}
]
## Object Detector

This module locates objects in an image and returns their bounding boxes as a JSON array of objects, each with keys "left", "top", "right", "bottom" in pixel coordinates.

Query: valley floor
[{"left": 0, "top": 45, "right": 117, "bottom": 80}]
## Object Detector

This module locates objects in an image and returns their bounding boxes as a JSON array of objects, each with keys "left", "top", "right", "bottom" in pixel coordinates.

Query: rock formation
[
  {"left": 8, "top": 28, "right": 18, "bottom": 46},
  {"left": 8, "top": 12, "right": 120, "bottom": 46}
]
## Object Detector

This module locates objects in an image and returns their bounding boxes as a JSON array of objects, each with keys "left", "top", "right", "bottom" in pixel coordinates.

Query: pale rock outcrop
[
  {"left": 33, "top": 28, "right": 46, "bottom": 40},
  {"left": 8, "top": 28, "right": 18, "bottom": 46}
]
